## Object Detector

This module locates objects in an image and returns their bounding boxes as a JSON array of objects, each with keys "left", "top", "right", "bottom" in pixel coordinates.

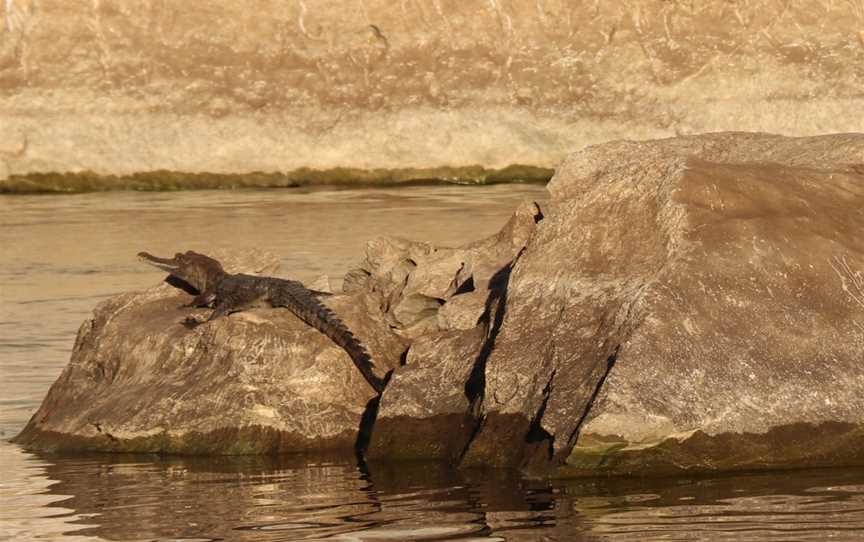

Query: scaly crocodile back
[{"left": 272, "top": 280, "right": 386, "bottom": 393}]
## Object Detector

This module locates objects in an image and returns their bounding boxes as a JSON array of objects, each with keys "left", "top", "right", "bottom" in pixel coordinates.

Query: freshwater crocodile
[{"left": 138, "top": 250, "right": 388, "bottom": 393}]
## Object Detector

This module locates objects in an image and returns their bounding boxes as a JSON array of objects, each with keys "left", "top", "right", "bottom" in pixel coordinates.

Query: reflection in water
[
  {"left": 4, "top": 186, "right": 864, "bottom": 540},
  {"left": 5, "top": 442, "right": 864, "bottom": 541},
  {"left": 0, "top": 443, "right": 100, "bottom": 542}
]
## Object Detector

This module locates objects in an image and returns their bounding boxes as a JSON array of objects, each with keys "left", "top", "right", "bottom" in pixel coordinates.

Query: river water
[{"left": 3, "top": 185, "right": 864, "bottom": 541}]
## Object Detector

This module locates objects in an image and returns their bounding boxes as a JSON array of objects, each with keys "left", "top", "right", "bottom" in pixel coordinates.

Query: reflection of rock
[
  {"left": 15, "top": 133, "right": 864, "bottom": 475},
  {"left": 24, "top": 446, "right": 864, "bottom": 540},
  {"left": 2, "top": 2, "right": 864, "bottom": 188},
  {"left": 22, "top": 451, "right": 535, "bottom": 541}
]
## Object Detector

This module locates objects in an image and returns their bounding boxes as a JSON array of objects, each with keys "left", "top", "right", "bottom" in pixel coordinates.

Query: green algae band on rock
[
  {"left": 15, "top": 133, "right": 864, "bottom": 477},
  {"left": 0, "top": 166, "right": 553, "bottom": 194}
]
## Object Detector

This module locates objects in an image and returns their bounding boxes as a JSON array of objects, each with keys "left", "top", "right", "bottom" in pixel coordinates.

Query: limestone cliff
[{"left": 2, "top": 1, "right": 864, "bottom": 190}]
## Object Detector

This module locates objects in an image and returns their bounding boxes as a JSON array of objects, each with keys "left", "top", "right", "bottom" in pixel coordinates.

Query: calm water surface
[{"left": 2, "top": 185, "right": 864, "bottom": 541}]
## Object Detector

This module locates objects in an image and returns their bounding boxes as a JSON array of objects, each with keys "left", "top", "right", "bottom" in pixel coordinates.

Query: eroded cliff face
[{"left": 2, "top": 1, "right": 864, "bottom": 189}]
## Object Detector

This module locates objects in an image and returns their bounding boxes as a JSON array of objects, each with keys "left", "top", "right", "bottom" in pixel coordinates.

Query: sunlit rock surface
[
  {"left": 372, "top": 132, "right": 864, "bottom": 474},
  {"left": 2, "top": 1, "right": 864, "bottom": 189},
  {"left": 556, "top": 133, "right": 864, "bottom": 475},
  {"left": 16, "top": 132, "right": 864, "bottom": 475},
  {"left": 14, "top": 250, "right": 406, "bottom": 454},
  {"left": 363, "top": 201, "right": 542, "bottom": 461}
]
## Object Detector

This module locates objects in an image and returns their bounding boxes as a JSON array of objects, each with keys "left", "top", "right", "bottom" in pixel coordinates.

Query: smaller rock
[
  {"left": 307, "top": 274, "right": 333, "bottom": 294},
  {"left": 13, "top": 249, "right": 405, "bottom": 454},
  {"left": 368, "top": 327, "right": 486, "bottom": 462},
  {"left": 437, "top": 291, "right": 487, "bottom": 331},
  {"left": 367, "top": 202, "right": 541, "bottom": 461}
]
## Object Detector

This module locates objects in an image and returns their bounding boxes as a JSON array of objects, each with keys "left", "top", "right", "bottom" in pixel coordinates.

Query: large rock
[
  {"left": 369, "top": 132, "right": 864, "bottom": 475},
  {"left": 16, "top": 132, "right": 864, "bottom": 476},
  {"left": 2, "top": 2, "right": 864, "bottom": 190},
  {"left": 473, "top": 132, "right": 864, "bottom": 473},
  {"left": 555, "top": 133, "right": 864, "bottom": 475},
  {"left": 13, "top": 250, "right": 406, "bottom": 454}
]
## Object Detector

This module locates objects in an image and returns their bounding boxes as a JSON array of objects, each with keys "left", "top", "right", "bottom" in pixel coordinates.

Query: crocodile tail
[{"left": 274, "top": 285, "right": 386, "bottom": 394}]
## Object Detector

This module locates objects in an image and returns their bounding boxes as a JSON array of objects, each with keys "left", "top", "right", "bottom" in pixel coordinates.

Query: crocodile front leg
[
  {"left": 182, "top": 295, "right": 246, "bottom": 328},
  {"left": 182, "top": 290, "right": 217, "bottom": 308},
  {"left": 205, "top": 299, "right": 240, "bottom": 322},
  {"left": 179, "top": 290, "right": 218, "bottom": 328}
]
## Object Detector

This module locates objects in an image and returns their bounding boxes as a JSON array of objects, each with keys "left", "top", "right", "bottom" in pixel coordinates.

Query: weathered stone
[
  {"left": 367, "top": 327, "right": 485, "bottom": 462},
  {"left": 347, "top": 201, "right": 540, "bottom": 336},
  {"left": 2, "top": 2, "right": 864, "bottom": 190},
  {"left": 15, "top": 133, "right": 864, "bottom": 475},
  {"left": 366, "top": 133, "right": 864, "bottom": 475},
  {"left": 367, "top": 201, "right": 541, "bottom": 461},
  {"left": 14, "top": 250, "right": 406, "bottom": 454},
  {"left": 307, "top": 274, "right": 334, "bottom": 294},
  {"left": 436, "top": 290, "right": 487, "bottom": 331},
  {"left": 554, "top": 134, "right": 864, "bottom": 475},
  {"left": 463, "top": 132, "right": 864, "bottom": 473}
]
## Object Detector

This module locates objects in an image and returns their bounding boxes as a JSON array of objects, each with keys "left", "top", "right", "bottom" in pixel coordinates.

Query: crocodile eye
[{"left": 175, "top": 252, "right": 184, "bottom": 259}]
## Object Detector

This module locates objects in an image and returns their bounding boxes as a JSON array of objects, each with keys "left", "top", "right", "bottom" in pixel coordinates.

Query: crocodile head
[{"left": 138, "top": 250, "right": 225, "bottom": 294}]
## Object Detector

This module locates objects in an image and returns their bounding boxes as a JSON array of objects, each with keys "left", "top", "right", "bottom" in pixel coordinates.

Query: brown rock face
[
  {"left": 364, "top": 201, "right": 542, "bottom": 461},
  {"left": 14, "top": 250, "right": 406, "bottom": 454},
  {"left": 374, "top": 132, "right": 864, "bottom": 475},
  {"left": 2, "top": 1, "right": 864, "bottom": 189},
  {"left": 16, "top": 133, "right": 864, "bottom": 475},
  {"left": 558, "top": 133, "right": 864, "bottom": 475}
]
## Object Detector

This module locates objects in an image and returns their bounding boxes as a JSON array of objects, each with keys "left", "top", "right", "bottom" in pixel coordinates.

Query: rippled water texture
[{"left": 3, "top": 185, "right": 864, "bottom": 541}]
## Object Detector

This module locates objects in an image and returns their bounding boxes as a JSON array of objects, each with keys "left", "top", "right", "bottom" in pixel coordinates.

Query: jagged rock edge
[{"left": 457, "top": 251, "right": 526, "bottom": 465}]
